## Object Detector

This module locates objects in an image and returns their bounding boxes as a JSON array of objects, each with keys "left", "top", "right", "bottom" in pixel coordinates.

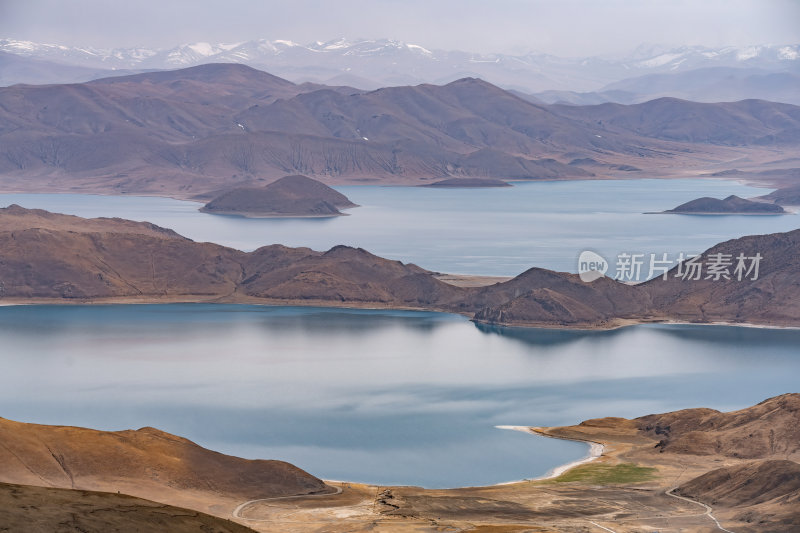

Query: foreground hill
[
  {"left": 0, "top": 482, "right": 256, "bottom": 533},
  {"left": 0, "top": 64, "right": 797, "bottom": 198},
  {"left": 1, "top": 205, "right": 799, "bottom": 329},
  {"left": 635, "top": 394, "right": 800, "bottom": 460},
  {"left": 675, "top": 460, "right": 800, "bottom": 532},
  {"left": 1, "top": 395, "right": 797, "bottom": 532},
  {"left": 538, "top": 394, "right": 800, "bottom": 533},
  {"left": 552, "top": 394, "right": 800, "bottom": 462},
  {"left": 0, "top": 416, "right": 331, "bottom": 516},
  {"left": 201, "top": 174, "right": 357, "bottom": 217},
  {"left": 546, "top": 394, "right": 800, "bottom": 462}
]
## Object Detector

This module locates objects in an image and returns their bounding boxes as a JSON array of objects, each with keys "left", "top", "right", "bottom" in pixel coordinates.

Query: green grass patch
[{"left": 548, "top": 463, "right": 657, "bottom": 484}]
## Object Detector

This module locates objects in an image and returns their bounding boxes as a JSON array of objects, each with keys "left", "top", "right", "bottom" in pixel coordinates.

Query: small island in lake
[
  {"left": 200, "top": 175, "right": 358, "bottom": 218},
  {"left": 658, "top": 194, "right": 786, "bottom": 215},
  {"left": 422, "top": 178, "right": 511, "bottom": 188}
]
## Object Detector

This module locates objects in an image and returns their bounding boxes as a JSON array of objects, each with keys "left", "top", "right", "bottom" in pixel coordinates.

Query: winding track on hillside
[
  {"left": 666, "top": 487, "right": 736, "bottom": 533},
  {"left": 232, "top": 485, "right": 343, "bottom": 521}
]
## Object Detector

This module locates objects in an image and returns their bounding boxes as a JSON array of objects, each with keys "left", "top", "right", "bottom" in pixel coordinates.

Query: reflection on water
[
  {"left": 474, "top": 322, "right": 629, "bottom": 347},
  {"left": 642, "top": 323, "right": 800, "bottom": 347},
  {"left": 1, "top": 304, "right": 798, "bottom": 487}
]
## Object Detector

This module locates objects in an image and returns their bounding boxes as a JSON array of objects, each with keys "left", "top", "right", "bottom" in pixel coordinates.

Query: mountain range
[
  {"left": 2, "top": 205, "right": 799, "bottom": 329},
  {"left": 1, "top": 63, "right": 799, "bottom": 198},
  {"left": 2, "top": 38, "right": 799, "bottom": 104}
]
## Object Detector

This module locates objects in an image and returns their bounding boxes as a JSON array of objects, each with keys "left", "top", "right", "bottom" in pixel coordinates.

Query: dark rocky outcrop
[
  {"left": 201, "top": 174, "right": 357, "bottom": 217},
  {"left": 663, "top": 194, "right": 785, "bottom": 214},
  {"left": 422, "top": 178, "right": 511, "bottom": 188}
]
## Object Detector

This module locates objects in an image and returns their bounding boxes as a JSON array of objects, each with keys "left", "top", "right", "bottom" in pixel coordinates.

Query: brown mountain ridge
[
  {"left": 1, "top": 64, "right": 799, "bottom": 198},
  {"left": 1, "top": 205, "right": 799, "bottom": 329}
]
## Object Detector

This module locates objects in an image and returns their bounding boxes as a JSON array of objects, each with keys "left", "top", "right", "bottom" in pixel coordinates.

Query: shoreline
[
  {"left": 198, "top": 208, "right": 350, "bottom": 219},
  {"left": 493, "top": 425, "right": 605, "bottom": 484},
  {"left": 0, "top": 172, "right": 786, "bottom": 203},
  {"left": 320, "top": 425, "right": 607, "bottom": 490},
  {"left": 646, "top": 211, "right": 790, "bottom": 215},
  {"left": 0, "top": 298, "right": 798, "bottom": 331}
]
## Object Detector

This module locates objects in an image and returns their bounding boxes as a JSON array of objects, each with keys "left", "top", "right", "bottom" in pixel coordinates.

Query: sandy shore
[
  {"left": 494, "top": 425, "right": 605, "bottom": 484},
  {"left": 433, "top": 273, "right": 513, "bottom": 287},
  {"left": 660, "top": 319, "right": 800, "bottom": 331}
]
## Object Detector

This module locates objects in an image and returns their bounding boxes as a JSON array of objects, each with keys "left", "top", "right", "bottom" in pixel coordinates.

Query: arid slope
[
  {"left": 0, "top": 416, "right": 331, "bottom": 515},
  {"left": 675, "top": 460, "right": 800, "bottom": 532},
  {"left": 1, "top": 396, "right": 798, "bottom": 532},
  {"left": 0, "top": 482, "right": 257, "bottom": 533},
  {"left": 636, "top": 393, "right": 800, "bottom": 460}
]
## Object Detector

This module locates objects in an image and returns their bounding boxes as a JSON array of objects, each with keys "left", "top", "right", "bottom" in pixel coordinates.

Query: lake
[
  {"left": 1, "top": 179, "right": 798, "bottom": 487},
  {"left": 1, "top": 304, "right": 798, "bottom": 488},
  {"left": 1, "top": 178, "right": 796, "bottom": 276}
]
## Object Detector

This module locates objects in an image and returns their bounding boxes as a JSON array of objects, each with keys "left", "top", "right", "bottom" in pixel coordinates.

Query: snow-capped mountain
[
  {"left": 0, "top": 38, "right": 437, "bottom": 68},
  {"left": 626, "top": 43, "right": 800, "bottom": 70},
  {"left": 1, "top": 38, "right": 798, "bottom": 93}
]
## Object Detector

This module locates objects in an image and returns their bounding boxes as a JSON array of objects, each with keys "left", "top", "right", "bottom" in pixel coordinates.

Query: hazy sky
[{"left": 1, "top": 0, "right": 798, "bottom": 56}]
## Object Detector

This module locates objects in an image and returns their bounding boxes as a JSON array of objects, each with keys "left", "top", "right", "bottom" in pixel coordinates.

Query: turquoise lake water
[
  {"left": 1, "top": 304, "right": 798, "bottom": 488},
  {"left": 1, "top": 179, "right": 796, "bottom": 276},
  {"left": 0, "top": 179, "right": 798, "bottom": 487}
]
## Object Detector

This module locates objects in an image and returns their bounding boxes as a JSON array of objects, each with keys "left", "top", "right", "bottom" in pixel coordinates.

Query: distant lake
[
  {"left": 1, "top": 304, "right": 798, "bottom": 488},
  {"left": 1, "top": 179, "right": 796, "bottom": 276}
]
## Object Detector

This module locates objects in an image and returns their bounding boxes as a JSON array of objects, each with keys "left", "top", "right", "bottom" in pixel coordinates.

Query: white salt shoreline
[{"left": 493, "top": 425, "right": 605, "bottom": 485}]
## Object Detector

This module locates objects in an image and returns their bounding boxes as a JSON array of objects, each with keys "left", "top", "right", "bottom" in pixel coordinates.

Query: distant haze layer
[
  {"left": 1, "top": 38, "right": 799, "bottom": 100},
  {"left": 2, "top": 0, "right": 799, "bottom": 57}
]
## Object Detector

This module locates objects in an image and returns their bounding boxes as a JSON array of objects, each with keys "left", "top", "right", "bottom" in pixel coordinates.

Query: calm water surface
[
  {"left": 1, "top": 304, "right": 798, "bottom": 488},
  {"left": 1, "top": 179, "right": 796, "bottom": 276},
  {"left": 1, "top": 180, "right": 798, "bottom": 486}
]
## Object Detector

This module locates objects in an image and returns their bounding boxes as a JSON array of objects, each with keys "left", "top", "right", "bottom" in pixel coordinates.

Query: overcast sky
[{"left": 1, "top": 0, "right": 798, "bottom": 56}]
